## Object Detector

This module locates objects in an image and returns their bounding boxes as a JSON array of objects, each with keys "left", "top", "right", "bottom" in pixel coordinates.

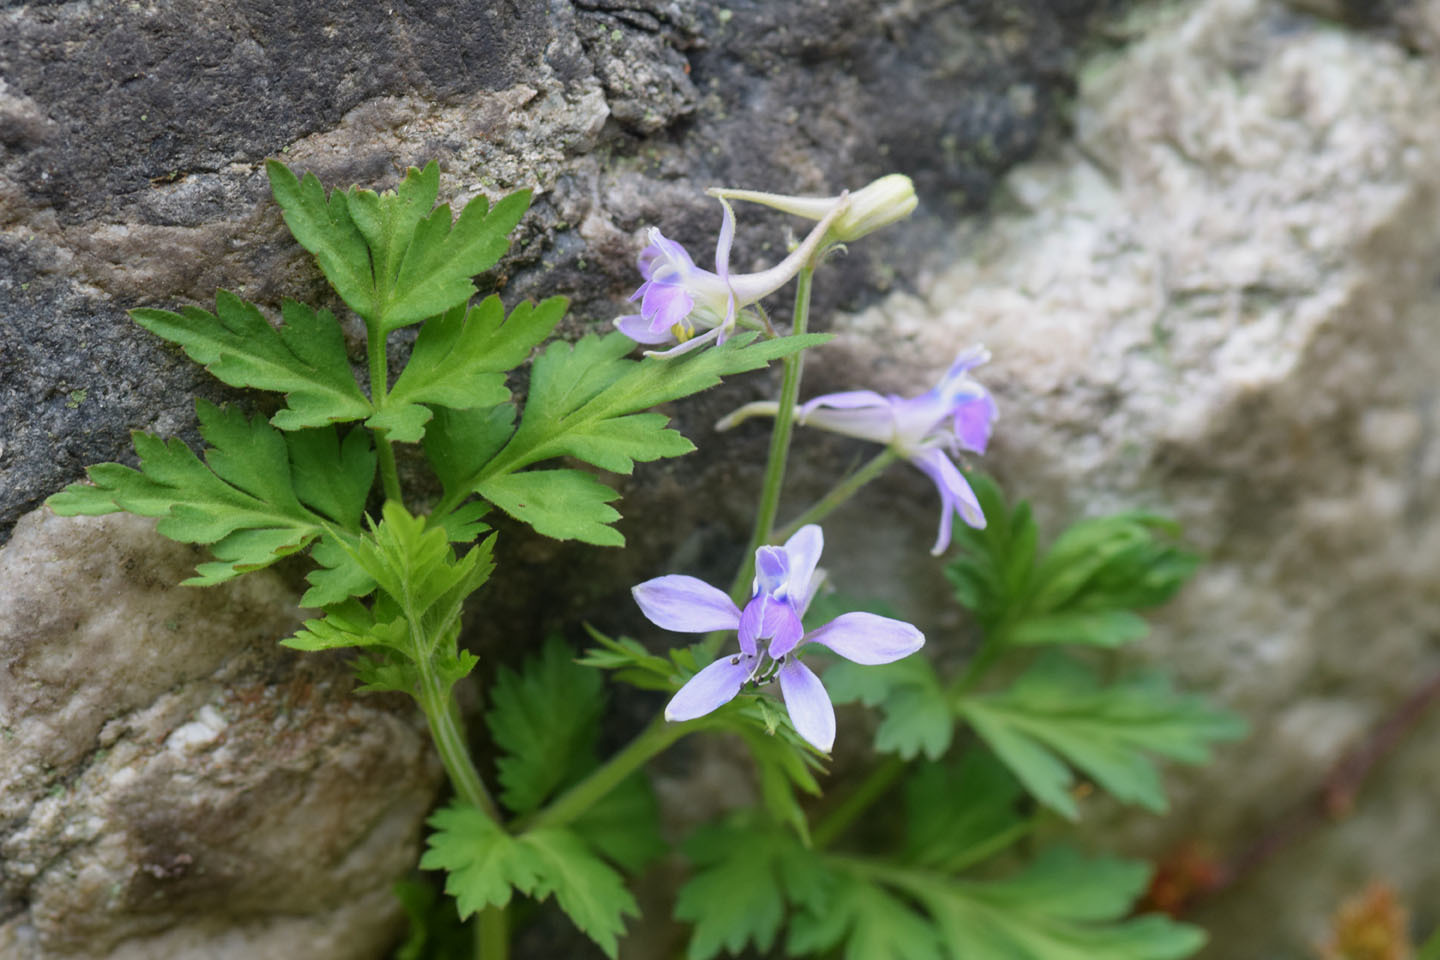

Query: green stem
[
  {"left": 515, "top": 715, "right": 695, "bottom": 832},
  {"left": 774, "top": 448, "right": 899, "bottom": 543},
  {"left": 367, "top": 323, "right": 403, "bottom": 503},
  {"left": 415, "top": 658, "right": 498, "bottom": 821},
  {"left": 723, "top": 266, "right": 816, "bottom": 620},
  {"left": 477, "top": 907, "right": 508, "bottom": 960},
  {"left": 811, "top": 755, "right": 907, "bottom": 850},
  {"left": 415, "top": 658, "right": 506, "bottom": 959}
]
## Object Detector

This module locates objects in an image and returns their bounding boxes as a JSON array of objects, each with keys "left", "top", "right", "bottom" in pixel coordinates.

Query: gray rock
[
  {"left": 1, "top": 0, "right": 1106, "bottom": 543},
  {"left": 811, "top": 0, "right": 1440, "bottom": 952},
  {"left": 0, "top": 511, "right": 443, "bottom": 959}
]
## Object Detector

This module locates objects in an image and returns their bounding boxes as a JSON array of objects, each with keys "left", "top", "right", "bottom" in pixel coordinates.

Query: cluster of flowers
[{"left": 617, "top": 178, "right": 999, "bottom": 751}]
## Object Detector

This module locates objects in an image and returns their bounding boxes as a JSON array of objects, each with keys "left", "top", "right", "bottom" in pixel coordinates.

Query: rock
[
  {"left": 809, "top": 0, "right": 1440, "bottom": 951},
  {"left": 0, "top": 511, "right": 443, "bottom": 959},
  {"left": 0, "top": 0, "right": 1107, "bottom": 543}
]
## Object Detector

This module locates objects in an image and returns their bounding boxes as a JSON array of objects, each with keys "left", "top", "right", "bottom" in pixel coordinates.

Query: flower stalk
[{"left": 726, "top": 265, "right": 815, "bottom": 613}]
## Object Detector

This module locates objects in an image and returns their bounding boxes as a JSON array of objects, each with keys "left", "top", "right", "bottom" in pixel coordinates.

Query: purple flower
[
  {"left": 614, "top": 196, "right": 848, "bottom": 358},
  {"left": 717, "top": 347, "right": 998, "bottom": 555},
  {"left": 631, "top": 525, "right": 924, "bottom": 752},
  {"left": 797, "top": 347, "right": 997, "bottom": 554}
]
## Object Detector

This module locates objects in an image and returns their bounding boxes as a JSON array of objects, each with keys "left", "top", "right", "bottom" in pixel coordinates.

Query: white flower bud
[{"left": 705, "top": 173, "right": 917, "bottom": 244}]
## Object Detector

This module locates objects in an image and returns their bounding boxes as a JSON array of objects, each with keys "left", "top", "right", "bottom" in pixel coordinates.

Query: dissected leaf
[
  {"left": 883, "top": 847, "right": 1207, "bottom": 960},
  {"left": 421, "top": 803, "right": 538, "bottom": 917},
  {"left": 447, "top": 331, "right": 826, "bottom": 545},
  {"left": 957, "top": 654, "right": 1248, "bottom": 819},
  {"left": 825, "top": 655, "right": 953, "bottom": 761},
  {"left": 520, "top": 827, "right": 640, "bottom": 959},
  {"left": 350, "top": 502, "right": 496, "bottom": 659},
  {"left": 475, "top": 469, "right": 623, "bottom": 546},
  {"left": 787, "top": 873, "right": 942, "bottom": 960},
  {"left": 571, "top": 773, "right": 667, "bottom": 875},
  {"left": 904, "top": 750, "right": 1026, "bottom": 872},
  {"left": 576, "top": 625, "right": 677, "bottom": 692},
  {"left": 950, "top": 478, "right": 1200, "bottom": 651},
  {"left": 421, "top": 803, "right": 637, "bottom": 959},
  {"left": 266, "top": 160, "right": 377, "bottom": 322},
  {"left": 267, "top": 159, "right": 531, "bottom": 331},
  {"left": 47, "top": 403, "right": 368, "bottom": 585},
  {"left": 485, "top": 636, "right": 606, "bottom": 814},
  {"left": 373, "top": 296, "right": 566, "bottom": 443},
  {"left": 132, "top": 294, "right": 372, "bottom": 431},
  {"left": 384, "top": 188, "right": 531, "bottom": 331},
  {"left": 676, "top": 816, "right": 824, "bottom": 960}
]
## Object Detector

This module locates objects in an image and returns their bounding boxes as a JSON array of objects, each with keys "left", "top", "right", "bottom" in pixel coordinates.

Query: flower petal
[
  {"left": 615, "top": 314, "right": 675, "bottom": 345},
  {"left": 777, "top": 659, "right": 835, "bottom": 753},
  {"left": 953, "top": 392, "right": 997, "bottom": 454},
  {"left": 738, "top": 593, "right": 804, "bottom": 657},
  {"left": 642, "top": 327, "right": 723, "bottom": 358},
  {"left": 715, "top": 198, "right": 736, "bottom": 281},
  {"left": 804, "top": 612, "right": 924, "bottom": 665},
  {"left": 796, "top": 393, "right": 897, "bottom": 446},
  {"left": 665, "top": 654, "right": 755, "bottom": 722},
  {"left": 798, "top": 390, "right": 892, "bottom": 413},
  {"left": 632, "top": 575, "right": 741, "bottom": 633},
  {"left": 781, "top": 525, "right": 824, "bottom": 613},
  {"left": 754, "top": 545, "right": 790, "bottom": 594},
  {"left": 910, "top": 448, "right": 985, "bottom": 554}
]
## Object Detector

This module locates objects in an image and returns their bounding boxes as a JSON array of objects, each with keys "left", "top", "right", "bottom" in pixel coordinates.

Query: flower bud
[
  {"left": 828, "top": 174, "right": 917, "bottom": 242},
  {"left": 706, "top": 173, "right": 917, "bottom": 244}
]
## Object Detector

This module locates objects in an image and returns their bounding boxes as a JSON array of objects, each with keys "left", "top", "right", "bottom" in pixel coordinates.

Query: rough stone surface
[
  {"left": 0, "top": 511, "right": 442, "bottom": 959},
  {"left": 0, "top": 0, "right": 1107, "bottom": 544},
  {"left": 809, "top": 0, "right": 1440, "bottom": 953}
]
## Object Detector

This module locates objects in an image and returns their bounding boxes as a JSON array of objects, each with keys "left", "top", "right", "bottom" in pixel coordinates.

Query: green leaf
[
  {"left": 1008, "top": 610, "right": 1150, "bottom": 648},
  {"left": 346, "top": 161, "right": 441, "bottom": 299},
  {"left": 303, "top": 533, "right": 377, "bottom": 607},
  {"left": 448, "top": 331, "right": 825, "bottom": 544},
  {"left": 47, "top": 403, "right": 361, "bottom": 585},
  {"left": 421, "top": 803, "right": 637, "bottom": 959},
  {"left": 576, "top": 625, "right": 676, "bottom": 692},
  {"left": 733, "top": 718, "right": 824, "bottom": 842},
  {"left": 421, "top": 803, "right": 538, "bottom": 917},
  {"left": 384, "top": 188, "right": 532, "bottom": 331},
  {"left": 283, "top": 596, "right": 408, "bottom": 652},
  {"left": 787, "top": 873, "right": 943, "bottom": 960},
  {"left": 1030, "top": 513, "right": 1199, "bottom": 614},
  {"left": 957, "top": 654, "right": 1248, "bottom": 819},
  {"left": 267, "top": 160, "right": 531, "bottom": 332},
  {"left": 904, "top": 751, "right": 1026, "bottom": 872},
  {"left": 131, "top": 294, "right": 372, "bottom": 431},
  {"left": 949, "top": 478, "right": 1199, "bottom": 652},
  {"left": 885, "top": 847, "right": 1207, "bottom": 960},
  {"left": 946, "top": 473, "right": 1037, "bottom": 632},
  {"left": 825, "top": 656, "right": 953, "bottom": 761},
  {"left": 266, "top": 160, "right": 378, "bottom": 322},
  {"left": 571, "top": 773, "right": 667, "bottom": 875},
  {"left": 424, "top": 404, "right": 517, "bottom": 502},
  {"left": 519, "top": 827, "right": 640, "bottom": 959},
  {"left": 676, "top": 816, "right": 822, "bottom": 960},
  {"left": 351, "top": 502, "right": 496, "bottom": 656},
  {"left": 489, "top": 331, "right": 826, "bottom": 477},
  {"left": 476, "top": 469, "right": 624, "bottom": 546},
  {"left": 284, "top": 426, "right": 375, "bottom": 526},
  {"left": 485, "top": 636, "right": 606, "bottom": 814},
  {"left": 373, "top": 296, "right": 567, "bottom": 443}
]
